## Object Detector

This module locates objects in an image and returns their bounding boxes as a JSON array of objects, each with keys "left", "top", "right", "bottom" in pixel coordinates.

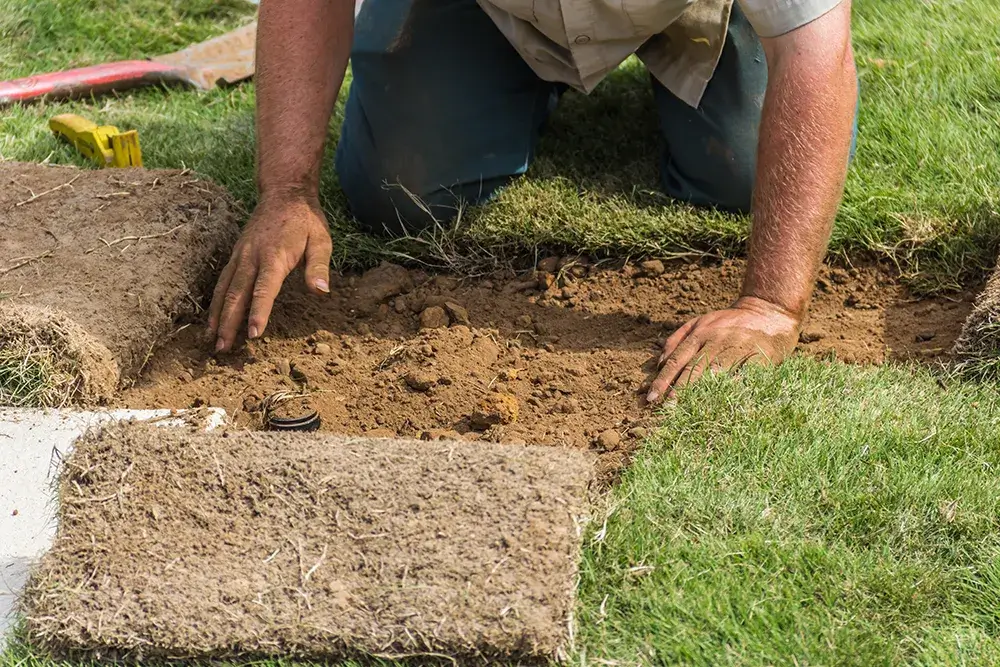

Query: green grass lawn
[{"left": 3, "top": 0, "right": 1000, "bottom": 664}]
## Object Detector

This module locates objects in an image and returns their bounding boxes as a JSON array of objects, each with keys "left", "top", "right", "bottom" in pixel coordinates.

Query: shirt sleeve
[{"left": 736, "top": 0, "right": 843, "bottom": 38}]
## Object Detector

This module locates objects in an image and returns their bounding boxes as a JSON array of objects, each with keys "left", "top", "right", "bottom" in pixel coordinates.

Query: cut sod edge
[{"left": 954, "top": 261, "right": 1000, "bottom": 380}]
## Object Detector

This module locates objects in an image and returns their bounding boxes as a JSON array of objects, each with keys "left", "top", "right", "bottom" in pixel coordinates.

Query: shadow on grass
[{"left": 535, "top": 65, "right": 663, "bottom": 199}]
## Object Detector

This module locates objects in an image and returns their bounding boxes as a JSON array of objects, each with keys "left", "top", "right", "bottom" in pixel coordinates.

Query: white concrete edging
[{"left": 0, "top": 408, "right": 227, "bottom": 652}]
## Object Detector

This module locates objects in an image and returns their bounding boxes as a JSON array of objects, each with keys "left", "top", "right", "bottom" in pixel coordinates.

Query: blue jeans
[{"left": 336, "top": 0, "right": 857, "bottom": 235}]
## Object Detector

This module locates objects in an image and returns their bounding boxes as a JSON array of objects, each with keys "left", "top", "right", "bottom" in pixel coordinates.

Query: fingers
[
  {"left": 207, "top": 259, "right": 237, "bottom": 334},
  {"left": 716, "top": 347, "right": 763, "bottom": 373},
  {"left": 303, "top": 230, "right": 333, "bottom": 295},
  {"left": 670, "top": 336, "right": 774, "bottom": 396},
  {"left": 214, "top": 258, "right": 258, "bottom": 352},
  {"left": 646, "top": 335, "right": 703, "bottom": 404},
  {"left": 247, "top": 261, "right": 290, "bottom": 341},
  {"left": 672, "top": 343, "right": 726, "bottom": 391},
  {"left": 658, "top": 319, "right": 697, "bottom": 366},
  {"left": 644, "top": 305, "right": 800, "bottom": 406}
]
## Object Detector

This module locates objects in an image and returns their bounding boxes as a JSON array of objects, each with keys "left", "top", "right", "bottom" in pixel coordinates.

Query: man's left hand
[{"left": 645, "top": 296, "right": 800, "bottom": 404}]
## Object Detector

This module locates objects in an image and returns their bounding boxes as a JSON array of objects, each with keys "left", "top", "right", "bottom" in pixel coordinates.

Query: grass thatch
[{"left": 0, "top": 304, "right": 117, "bottom": 407}]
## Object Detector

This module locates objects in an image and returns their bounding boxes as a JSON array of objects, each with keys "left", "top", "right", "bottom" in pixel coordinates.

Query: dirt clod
[
  {"left": 419, "top": 306, "right": 449, "bottom": 329},
  {"left": 471, "top": 394, "right": 519, "bottom": 430},
  {"left": 596, "top": 429, "right": 622, "bottom": 451},
  {"left": 552, "top": 397, "right": 581, "bottom": 414},
  {"left": 639, "top": 259, "right": 665, "bottom": 277},
  {"left": 799, "top": 330, "right": 825, "bottom": 344},
  {"left": 404, "top": 370, "right": 436, "bottom": 392},
  {"left": 537, "top": 257, "right": 559, "bottom": 273},
  {"left": 352, "top": 261, "right": 413, "bottom": 314},
  {"left": 275, "top": 359, "right": 291, "bottom": 376},
  {"left": 444, "top": 301, "right": 470, "bottom": 326},
  {"left": 313, "top": 343, "right": 332, "bottom": 355}
]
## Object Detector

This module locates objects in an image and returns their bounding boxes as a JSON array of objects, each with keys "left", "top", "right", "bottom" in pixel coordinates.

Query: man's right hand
[{"left": 208, "top": 196, "right": 333, "bottom": 352}]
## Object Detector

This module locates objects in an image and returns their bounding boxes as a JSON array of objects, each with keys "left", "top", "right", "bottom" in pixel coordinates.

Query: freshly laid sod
[
  {"left": 577, "top": 360, "right": 1000, "bottom": 665},
  {"left": 3, "top": 0, "right": 1000, "bottom": 664}
]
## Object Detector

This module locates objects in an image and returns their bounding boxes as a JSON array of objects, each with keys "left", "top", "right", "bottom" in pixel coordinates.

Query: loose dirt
[
  {"left": 124, "top": 257, "right": 976, "bottom": 478},
  {"left": 0, "top": 162, "right": 238, "bottom": 401},
  {"left": 24, "top": 423, "right": 594, "bottom": 661}
]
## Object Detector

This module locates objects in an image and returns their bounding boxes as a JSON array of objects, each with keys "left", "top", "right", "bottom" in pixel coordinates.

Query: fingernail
[
  {"left": 646, "top": 391, "right": 658, "bottom": 403},
  {"left": 215, "top": 338, "right": 226, "bottom": 352},
  {"left": 315, "top": 279, "right": 330, "bottom": 293},
  {"left": 248, "top": 325, "right": 259, "bottom": 339}
]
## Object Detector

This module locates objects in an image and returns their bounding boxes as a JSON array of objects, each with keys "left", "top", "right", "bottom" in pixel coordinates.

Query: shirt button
[{"left": 573, "top": 35, "right": 591, "bottom": 45}]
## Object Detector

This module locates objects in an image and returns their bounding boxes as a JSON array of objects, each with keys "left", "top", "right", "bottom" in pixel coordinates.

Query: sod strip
[
  {"left": 0, "top": 408, "right": 227, "bottom": 653},
  {"left": 23, "top": 425, "right": 595, "bottom": 662},
  {"left": 954, "top": 262, "right": 1000, "bottom": 379}
]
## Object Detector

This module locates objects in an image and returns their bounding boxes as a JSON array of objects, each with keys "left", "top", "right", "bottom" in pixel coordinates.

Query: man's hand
[
  {"left": 643, "top": 2, "right": 855, "bottom": 404},
  {"left": 646, "top": 297, "right": 800, "bottom": 404},
  {"left": 206, "top": 0, "right": 352, "bottom": 352},
  {"left": 208, "top": 196, "right": 333, "bottom": 352}
]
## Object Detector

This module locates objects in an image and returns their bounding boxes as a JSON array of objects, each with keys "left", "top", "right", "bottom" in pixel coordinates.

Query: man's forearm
[
  {"left": 742, "top": 3, "right": 857, "bottom": 320},
  {"left": 255, "top": 0, "right": 354, "bottom": 200}
]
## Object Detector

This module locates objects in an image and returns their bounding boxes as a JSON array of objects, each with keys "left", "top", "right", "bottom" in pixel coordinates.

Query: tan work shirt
[{"left": 478, "top": 0, "right": 843, "bottom": 107}]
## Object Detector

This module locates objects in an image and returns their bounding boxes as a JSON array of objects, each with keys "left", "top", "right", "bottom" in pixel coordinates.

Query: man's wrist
[
  {"left": 257, "top": 181, "right": 321, "bottom": 207},
  {"left": 734, "top": 294, "right": 803, "bottom": 324}
]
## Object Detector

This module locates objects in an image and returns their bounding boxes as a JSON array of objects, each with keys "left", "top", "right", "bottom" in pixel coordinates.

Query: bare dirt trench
[{"left": 122, "top": 257, "right": 976, "bottom": 479}]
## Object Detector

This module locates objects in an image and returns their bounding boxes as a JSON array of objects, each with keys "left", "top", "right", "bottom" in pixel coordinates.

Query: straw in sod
[
  {"left": 23, "top": 424, "right": 595, "bottom": 661},
  {"left": 955, "top": 261, "right": 1000, "bottom": 381}
]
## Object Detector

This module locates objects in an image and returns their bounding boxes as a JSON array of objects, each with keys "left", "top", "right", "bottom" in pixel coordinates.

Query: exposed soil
[
  {"left": 123, "top": 257, "right": 976, "bottom": 477},
  {"left": 25, "top": 424, "right": 593, "bottom": 661},
  {"left": 0, "top": 162, "right": 238, "bottom": 398}
]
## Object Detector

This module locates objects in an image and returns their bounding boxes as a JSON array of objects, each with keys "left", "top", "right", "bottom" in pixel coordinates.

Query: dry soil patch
[{"left": 124, "top": 258, "right": 975, "bottom": 478}]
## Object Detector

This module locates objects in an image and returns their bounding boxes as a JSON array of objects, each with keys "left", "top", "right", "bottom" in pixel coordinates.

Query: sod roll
[
  {"left": 0, "top": 303, "right": 118, "bottom": 405},
  {"left": 0, "top": 162, "right": 239, "bottom": 403}
]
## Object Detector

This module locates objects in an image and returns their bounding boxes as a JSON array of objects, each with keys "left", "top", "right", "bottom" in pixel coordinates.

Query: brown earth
[
  {"left": 24, "top": 423, "right": 594, "bottom": 662},
  {"left": 0, "top": 161, "right": 238, "bottom": 400},
  {"left": 123, "top": 257, "right": 976, "bottom": 477}
]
